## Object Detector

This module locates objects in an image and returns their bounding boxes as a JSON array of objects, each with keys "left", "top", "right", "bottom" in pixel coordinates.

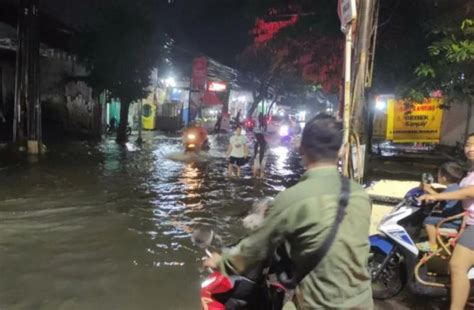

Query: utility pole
[
  {"left": 13, "top": 0, "right": 42, "bottom": 154},
  {"left": 339, "top": 0, "right": 357, "bottom": 177},
  {"left": 338, "top": 0, "right": 379, "bottom": 181}
]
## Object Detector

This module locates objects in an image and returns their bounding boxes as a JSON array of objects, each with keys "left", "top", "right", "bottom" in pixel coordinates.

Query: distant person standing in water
[
  {"left": 226, "top": 126, "right": 248, "bottom": 177},
  {"left": 214, "top": 113, "right": 222, "bottom": 133},
  {"left": 253, "top": 132, "right": 269, "bottom": 178},
  {"left": 258, "top": 112, "right": 266, "bottom": 131},
  {"left": 235, "top": 109, "right": 241, "bottom": 125}
]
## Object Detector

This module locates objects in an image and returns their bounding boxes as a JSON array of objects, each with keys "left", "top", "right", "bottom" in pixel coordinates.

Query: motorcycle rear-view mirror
[
  {"left": 422, "top": 173, "right": 435, "bottom": 184},
  {"left": 191, "top": 227, "right": 214, "bottom": 250}
]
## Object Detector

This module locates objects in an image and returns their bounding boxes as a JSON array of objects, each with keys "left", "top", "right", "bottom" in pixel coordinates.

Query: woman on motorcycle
[{"left": 420, "top": 133, "right": 474, "bottom": 310}]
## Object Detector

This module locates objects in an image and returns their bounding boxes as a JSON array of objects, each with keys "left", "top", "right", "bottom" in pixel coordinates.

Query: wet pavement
[
  {"left": 1, "top": 132, "right": 304, "bottom": 310},
  {"left": 0, "top": 131, "right": 443, "bottom": 309}
]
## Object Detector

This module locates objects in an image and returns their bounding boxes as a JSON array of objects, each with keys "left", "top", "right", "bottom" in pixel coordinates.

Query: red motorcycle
[
  {"left": 194, "top": 229, "right": 288, "bottom": 310},
  {"left": 200, "top": 253, "right": 287, "bottom": 310}
]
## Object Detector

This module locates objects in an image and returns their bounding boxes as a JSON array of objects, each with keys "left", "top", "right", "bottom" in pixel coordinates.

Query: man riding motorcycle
[
  {"left": 204, "top": 115, "right": 373, "bottom": 309},
  {"left": 183, "top": 120, "right": 209, "bottom": 153}
]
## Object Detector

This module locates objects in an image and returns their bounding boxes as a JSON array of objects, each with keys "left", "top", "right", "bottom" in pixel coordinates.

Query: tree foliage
[
  {"left": 373, "top": 0, "right": 473, "bottom": 105},
  {"left": 412, "top": 18, "right": 474, "bottom": 104},
  {"left": 75, "top": 0, "right": 161, "bottom": 143},
  {"left": 240, "top": 0, "right": 342, "bottom": 116}
]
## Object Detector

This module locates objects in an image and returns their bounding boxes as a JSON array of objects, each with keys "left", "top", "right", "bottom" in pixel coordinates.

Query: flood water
[
  {"left": 1, "top": 131, "right": 447, "bottom": 310},
  {"left": 0, "top": 132, "right": 304, "bottom": 310}
]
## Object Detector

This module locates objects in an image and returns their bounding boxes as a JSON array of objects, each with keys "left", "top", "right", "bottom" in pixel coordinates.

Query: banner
[
  {"left": 386, "top": 98, "right": 443, "bottom": 143},
  {"left": 191, "top": 57, "right": 208, "bottom": 91}
]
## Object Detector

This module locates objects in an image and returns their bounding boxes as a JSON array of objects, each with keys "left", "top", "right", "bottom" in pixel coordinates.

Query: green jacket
[{"left": 219, "top": 166, "right": 373, "bottom": 309}]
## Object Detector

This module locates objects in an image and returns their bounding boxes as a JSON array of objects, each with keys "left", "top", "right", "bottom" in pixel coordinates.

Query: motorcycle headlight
[
  {"left": 187, "top": 134, "right": 196, "bottom": 140},
  {"left": 279, "top": 125, "right": 289, "bottom": 137}
]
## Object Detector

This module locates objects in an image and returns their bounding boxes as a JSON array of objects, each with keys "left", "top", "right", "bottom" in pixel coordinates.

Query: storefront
[{"left": 156, "top": 85, "right": 185, "bottom": 131}]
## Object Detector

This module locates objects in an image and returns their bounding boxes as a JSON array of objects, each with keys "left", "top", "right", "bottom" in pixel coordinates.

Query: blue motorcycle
[{"left": 369, "top": 178, "right": 473, "bottom": 300}]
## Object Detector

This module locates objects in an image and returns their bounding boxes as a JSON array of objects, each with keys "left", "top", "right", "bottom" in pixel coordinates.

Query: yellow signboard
[{"left": 386, "top": 98, "right": 443, "bottom": 143}]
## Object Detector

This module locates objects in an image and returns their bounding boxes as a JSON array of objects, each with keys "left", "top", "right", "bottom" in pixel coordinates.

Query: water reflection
[
  {"left": 0, "top": 132, "right": 304, "bottom": 310},
  {"left": 181, "top": 164, "right": 204, "bottom": 199}
]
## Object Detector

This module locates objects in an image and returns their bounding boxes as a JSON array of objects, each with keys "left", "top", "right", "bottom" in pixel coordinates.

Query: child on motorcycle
[
  {"left": 419, "top": 134, "right": 474, "bottom": 310},
  {"left": 418, "top": 162, "right": 465, "bottom": 252}
]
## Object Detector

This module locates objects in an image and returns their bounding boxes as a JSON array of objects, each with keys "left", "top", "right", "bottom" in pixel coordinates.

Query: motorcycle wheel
[{"left": 368, "top": 247, "right": 405, "bottom": 299}]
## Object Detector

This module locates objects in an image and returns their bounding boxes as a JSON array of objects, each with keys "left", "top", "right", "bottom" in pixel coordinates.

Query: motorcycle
[
  {"left": 368, "top": 174, "right": 474, "bottom": 300},
  {"left": 192, "top": 200, "right": 288, "bottom": 310},
  {"left": 183, "top": 128, "right": 210, "bottom": 153},
  {"left": 278, "top": 124, "right": 292, "bottom": 144},
  {"left": 243, "top": 117, "right": 255, "bottom": 132},
  {"left": 197, "top": 174, "right": 352, "bottom": 309},
  {"left": 199, "top": 252, "right": 287, "bottom": 310}
]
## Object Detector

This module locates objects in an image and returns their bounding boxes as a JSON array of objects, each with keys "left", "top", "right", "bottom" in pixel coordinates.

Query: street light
[
  {"left": 164, "top": 77, "right": 176, "bottom": 88},
  {"left": 375, "top": 99, "right": 386, "bottom": 111}
]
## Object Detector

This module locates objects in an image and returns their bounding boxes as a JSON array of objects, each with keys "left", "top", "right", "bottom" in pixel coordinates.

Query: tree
[
  {"left": 412, "top": 18, "right": 474, "bottom": 104},
  {"left": 370, "top": 0, "right": 430, "bottom": 96},
  {"left": 75, "top": 0, "right": 161, "bottom": 144},
  {"left": 240, "top": 0, "right": 343, "bottom": 116},
  {"left": 371, "top": 0, "right": 473, "bottom": 105}
]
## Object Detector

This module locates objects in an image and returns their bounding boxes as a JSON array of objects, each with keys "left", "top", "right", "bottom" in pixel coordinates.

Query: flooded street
[
  {"left": 0, "top": 132, "right": 445, "bottom": 310},
  {"left": 0, "top": 132, "right": 304, "bottom": 310}
]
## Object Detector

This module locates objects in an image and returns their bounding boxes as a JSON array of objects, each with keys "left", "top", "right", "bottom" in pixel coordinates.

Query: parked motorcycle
[{"left": 369, "top": 174, "right": 474, "bottom": 299}]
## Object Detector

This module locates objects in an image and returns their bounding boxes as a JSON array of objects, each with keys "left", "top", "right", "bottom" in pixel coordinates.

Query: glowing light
[
  {"left": 164, "top": 77, "right": 176, "bottom": 87},
  {"left": 298, "top": 111, "right": 306, "bottom": 121},
  {"left": 375, "top": 99, "right": 386, "bottom": 111},
  {"left": 208, "top": 81, "right": 227, "bottom": 92},
  {"left": 187, "top": 134, "right": 196, "bottom": 140},
  {"left": 279, "top": 125, "right": 289, "bottom": 137}
]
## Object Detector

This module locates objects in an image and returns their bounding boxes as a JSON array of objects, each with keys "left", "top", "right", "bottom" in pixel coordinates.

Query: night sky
[{"left": 40, "top": 0, "right": 252, "bottom": 66}]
